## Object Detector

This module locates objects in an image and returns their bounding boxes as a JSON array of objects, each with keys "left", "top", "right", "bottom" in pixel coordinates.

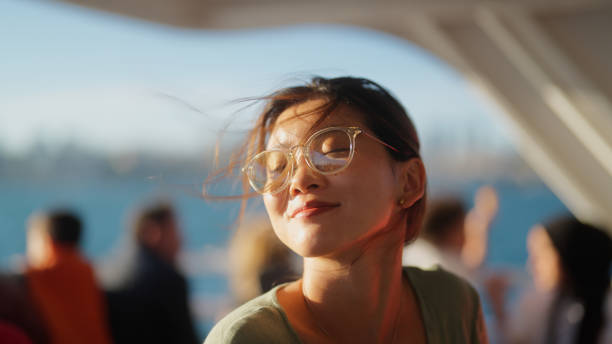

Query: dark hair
[
  {"left": 422, "top": 197, "right": 466, "bottom": 242},
  {"left": 543, "top": 215, "right": 612, "bottom": 344},
  {"left": 46, "top": 211, "right": 82, "bottom": 247},
  {"left": 207, "top": 76, "right": 426, "bottom": 241},
  {"left": 132, "top": 202, "right": 175, "bottom": 241}
]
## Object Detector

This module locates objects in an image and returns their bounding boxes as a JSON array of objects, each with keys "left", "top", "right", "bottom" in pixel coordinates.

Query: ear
[{"left": 397, "top": 158, "right": 426, "bottom": 208}]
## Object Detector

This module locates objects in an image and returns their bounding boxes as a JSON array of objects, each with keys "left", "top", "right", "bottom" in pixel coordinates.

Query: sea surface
[{"left": 0, "top": 177, "right": 568, "bottom": 338}]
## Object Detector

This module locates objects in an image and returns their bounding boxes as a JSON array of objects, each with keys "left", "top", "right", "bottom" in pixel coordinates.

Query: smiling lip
[{"left": 290, "top": 201, "right": 340, "bottom": 219}]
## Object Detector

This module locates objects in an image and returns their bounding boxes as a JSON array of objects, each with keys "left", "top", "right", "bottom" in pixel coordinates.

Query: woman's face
[
  {"left": 527, "top": 225, "right": 561, "bottom": 291},
  {"left": 26, "top": 217, "right": 52, "bottom": 268},
  {"left": 262, "top": 99, "right": 407, "bottom": 258}
]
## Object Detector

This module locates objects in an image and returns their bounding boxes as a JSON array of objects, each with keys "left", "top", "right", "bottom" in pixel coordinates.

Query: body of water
[{"left": 0, "top": 177, "right": 568, "bottom": 338}]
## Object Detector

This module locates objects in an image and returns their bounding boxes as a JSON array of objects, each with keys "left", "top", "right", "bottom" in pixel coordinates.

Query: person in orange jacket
[{"left": 4, "top": 209, "right": 113, "bottom": 344}]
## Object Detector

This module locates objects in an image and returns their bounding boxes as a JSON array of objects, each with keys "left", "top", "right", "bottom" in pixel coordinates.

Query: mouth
[{"left": 289, "top": 201, "right": 341, "bottom": 219}]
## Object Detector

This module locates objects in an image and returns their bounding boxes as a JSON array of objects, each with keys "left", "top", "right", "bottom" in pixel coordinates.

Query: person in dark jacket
[
  {"left": 104, "top": 201, "right": 199, "bottom": 344},
  {"left": 0, "top": 273, "right": 48, "bottom": 344}
]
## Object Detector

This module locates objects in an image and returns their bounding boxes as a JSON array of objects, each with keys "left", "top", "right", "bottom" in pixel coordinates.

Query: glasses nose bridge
[{"left": 287, "top": 144, "right": 309, "bottom": 170}]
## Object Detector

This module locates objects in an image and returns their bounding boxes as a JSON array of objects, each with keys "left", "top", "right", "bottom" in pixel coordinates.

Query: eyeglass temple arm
[{"left": 361, "top": 131, "right": 400, "bottom": 152}]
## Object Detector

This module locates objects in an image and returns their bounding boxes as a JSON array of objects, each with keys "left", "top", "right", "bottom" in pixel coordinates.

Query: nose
[{"left": 288, "top": 149, "right": 325, "bottom": 196}]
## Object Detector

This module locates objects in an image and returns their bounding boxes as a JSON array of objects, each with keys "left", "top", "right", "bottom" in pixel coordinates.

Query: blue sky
[{"left": 0, "top": 0, "right": 511, "bottom": 156}]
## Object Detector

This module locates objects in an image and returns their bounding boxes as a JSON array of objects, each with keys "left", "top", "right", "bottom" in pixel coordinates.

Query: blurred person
[
  {"left": 103, "top": 201, "right": 199, "bottom": 344},
  {"left": 0, "top": 273, "right": 47, "bottom": 343},
  {"left": 0, "top": 210, "right": 112, "bottom": 344},
  {"left": 403, "top": 185, "right": 499, "bottom": 279},
  {"left": 204, "top": 76, "right": 488, "bottom": 343},
  {"left": 228, "top": 215, "right": 299, "bottom": 306},
  {"left": 492, "top": 215, "right": 612, "bottom": 344},
  {"left": 0, "top": 321, "right": 33, "bottom": 344}
]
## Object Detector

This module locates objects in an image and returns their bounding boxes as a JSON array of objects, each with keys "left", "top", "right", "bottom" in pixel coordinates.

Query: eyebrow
[
  {"left": 266, "top": 135, "right": 295, "bottom": 150},
  {"left": 267, "top": 141, "right": 291, "bottom": 150}
]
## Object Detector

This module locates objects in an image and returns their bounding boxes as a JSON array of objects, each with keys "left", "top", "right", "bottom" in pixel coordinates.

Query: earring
[{"left": 398, "top": 198, "right": 406, "bottom": 206}]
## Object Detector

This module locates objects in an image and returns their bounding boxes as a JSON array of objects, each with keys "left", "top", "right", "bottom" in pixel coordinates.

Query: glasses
[{"left": 242, "top": 126, "right": 399, "bottom": 194}]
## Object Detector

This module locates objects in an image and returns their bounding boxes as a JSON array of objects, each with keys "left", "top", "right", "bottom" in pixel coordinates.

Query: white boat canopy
[{"left": 59, "top": 0, "right": 612, "bottom": 233}]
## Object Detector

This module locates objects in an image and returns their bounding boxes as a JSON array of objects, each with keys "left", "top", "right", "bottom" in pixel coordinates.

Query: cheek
[
  {"left": 530, "top": 251, "right": 560, "bottom": 290},
  {"left": 263, "top": 194, "right": 290, "bottom": 241},
  {"left": 339, "top": 165, "right": 398, "bottom": 230},
  {"left": 543, "top": 252, "right": 561, "bottom": 284}
]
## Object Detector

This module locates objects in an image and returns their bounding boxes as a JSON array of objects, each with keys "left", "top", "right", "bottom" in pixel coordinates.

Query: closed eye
[
  {"left": 322, "top": 148, "right": 349, "bottom": 157},
  {"left": 267, "top": 161, "right": 287, "bottom": 175}
]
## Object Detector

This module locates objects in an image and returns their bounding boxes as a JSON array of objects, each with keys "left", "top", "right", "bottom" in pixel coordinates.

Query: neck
[{"left": 301, "top": 225, "right": 406, "bottom": 343}]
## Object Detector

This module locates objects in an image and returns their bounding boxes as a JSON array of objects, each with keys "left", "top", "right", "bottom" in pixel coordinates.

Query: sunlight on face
[
  {"left": 527, "top": 225, "right": 561, "bottom": 292},
  {"left": 262, "top": 99, "right": 403, "bottom": 259},
  {"left": 26, "top": 218, "right": 51, "bottom": 268}
]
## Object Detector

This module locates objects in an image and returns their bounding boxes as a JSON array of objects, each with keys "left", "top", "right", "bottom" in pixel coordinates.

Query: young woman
[{"left": 205, "top": 76, "right": 488, "bottom": 343}]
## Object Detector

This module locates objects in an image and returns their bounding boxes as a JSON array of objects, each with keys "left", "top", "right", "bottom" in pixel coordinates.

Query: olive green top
[{"left": 204, "top": 266, "right": 488, "bottom": 344}]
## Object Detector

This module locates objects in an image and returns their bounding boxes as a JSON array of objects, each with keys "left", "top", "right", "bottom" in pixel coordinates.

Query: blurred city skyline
[{"left": 1, "top": 0, "right": 513, "bottom": 158}]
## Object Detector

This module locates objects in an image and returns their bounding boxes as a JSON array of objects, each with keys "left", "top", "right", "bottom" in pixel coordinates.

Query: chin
[
  {"left": 289, "top": 226, "right": 326, "bottom": 255},
  {"left": 294, "top": 245, "right": 335, "bottom": 258},
  {"left": 289, "top": 225, "right": 357, "bottom": 259}
]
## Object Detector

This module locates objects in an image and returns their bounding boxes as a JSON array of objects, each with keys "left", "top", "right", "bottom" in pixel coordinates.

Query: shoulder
[
  {"left": 0, "top": 272, "right": 27, "bottom": 302},
  {"left": 204, "top": 286, "right": 299, "bottom": 344},
  {"left": 0, "top": 271, "right": 25, "bottom": 285},
  {"left": 405, "top": 265, "right": 478, "bottom": 302},
  {"left": 404, "top": 266, "right": 487, "bottom": 343}
]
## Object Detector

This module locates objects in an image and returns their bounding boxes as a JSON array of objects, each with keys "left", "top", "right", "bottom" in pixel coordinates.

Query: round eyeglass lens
[
  {"left": 309, "top": 129, "right": 352, "bottom": 173},
  {"left": 248, "top": 150, "right": 290, "bottom": 192}
]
